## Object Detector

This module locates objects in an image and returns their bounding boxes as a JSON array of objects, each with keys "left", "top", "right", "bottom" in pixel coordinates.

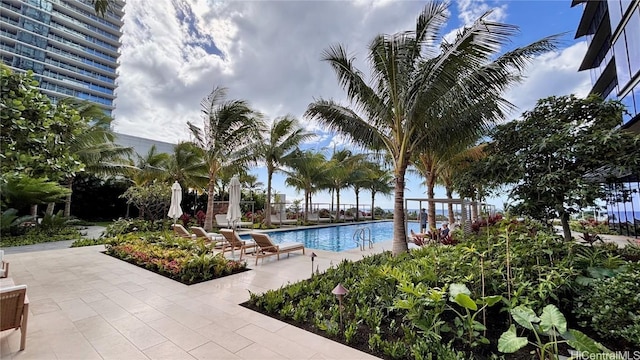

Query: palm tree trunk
[
  {"left": 204, "top": 180, "right": 216, "bottom": 231},
  {"left": 336, "top": 189, "right": 341, "bottom": 221},
  {"left": 426, "top": 172, "right": 437, "bottom": 231},
  {"left": 265, "top": 171, "right": 273, "bottom": 226},
  {"left": 355, "top": 188, "right": 360, "bottom": 221},
  {"left": 559, "top": 209, "right": 572, "bottom": 241},
  {"left": 371, "top": 192, "right": 376, "bottom": 221},
  {"left": 446, "top": 186, "right": 455, "bottom": 224},
  {"left": 46, "top": 202, "right": 55, "bottom": 216},
  {"left": 64, "top": 178, "right": 73, "bottom": 217},
  {"left": 392, "top": 167, "right": 408, "bottom": 255}
]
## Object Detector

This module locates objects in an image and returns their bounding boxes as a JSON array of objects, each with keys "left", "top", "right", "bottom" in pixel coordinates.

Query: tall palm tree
[
  {"left": 348, "top": 157, "right": 378, "bottom": 221},
  {"left": 324, "top": 149, "right": 361, "bottom": 221},
  {"left": 257, "top": 116, "right": 314, "bottom": 226},
  {"left": 363, "top": 164, "right": 394, "bottom": 220},
  {"left": 283, "top": 149, "right": 328, "bottom": 221},
  {"left": 188, "top": 86, "right": 264, "bottom": 230},
  {"left": 306, "top": 2, "right": 558, "bottom": 254}
]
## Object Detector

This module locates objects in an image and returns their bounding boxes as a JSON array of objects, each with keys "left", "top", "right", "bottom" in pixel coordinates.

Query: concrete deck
[{"left": 1, "top": 230, "right": 389, "bottom": 360}]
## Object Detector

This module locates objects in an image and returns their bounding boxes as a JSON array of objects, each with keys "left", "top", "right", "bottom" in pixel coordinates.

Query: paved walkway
[
  {"left": 2, "top": 226, "right": 106, "bottom": 255},
  {"left": 0, "top": 227, "right": 385, "bottom": 360}
]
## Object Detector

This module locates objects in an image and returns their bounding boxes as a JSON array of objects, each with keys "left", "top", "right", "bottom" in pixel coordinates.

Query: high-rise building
[
  {"left": 574, "top": 0, "right": 639, "bottom": 238},
  {"left": 573, "top": 0, "right": 640, "bottom": 133},
  {"left": 0, "top": 0, "right": 124, "bottom": 116}
]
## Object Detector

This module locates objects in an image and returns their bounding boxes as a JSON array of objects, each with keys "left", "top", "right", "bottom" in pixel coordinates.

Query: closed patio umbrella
[
  {"left": 168, "top": 181, "right": 183, "bottom": 223},
  {"left": 226, "top": 176, "right": 242, "bottom": 229}
]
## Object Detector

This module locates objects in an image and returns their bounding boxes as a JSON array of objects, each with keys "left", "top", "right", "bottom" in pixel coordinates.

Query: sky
[{"left": 112, "top": 0, "right": 592, "bottom": 211}]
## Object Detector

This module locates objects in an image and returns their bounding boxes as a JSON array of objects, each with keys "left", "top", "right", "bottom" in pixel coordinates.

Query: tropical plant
[
  {"left": 1, "top": 66, "right": 88, "bottom": 216},
  {"left": 256, "top": 116, "right": 314, "bottom": 225},
  {"left": 120, "top": 182, "right": 171, "bottom": 221},
  {"left": 187, "top": 86, "right": 264, "bottom": 230},
  {"left": 165, "top": 141, "right": 208, "bottom": 191},
  {"left": 305, "top": 2, "right": 559, "bottom": 254},
  {"left": 498, "top": 305, "right": 611, "bottom": 359},
  {"left": 473, "top": 95, "right": 640, "bottom": 241},
  {"left": 283, "top": 149, "right": 329, "bottom": 218},
  {"left": 57, "top": 98, "right": 132, "bottom": 217},
  {"left": 446, "top": 283, "right": 501, "bottom": 348}
]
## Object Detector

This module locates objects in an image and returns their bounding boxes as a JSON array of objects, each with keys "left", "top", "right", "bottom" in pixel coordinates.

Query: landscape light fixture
[
  {"left": 331, "top": 283, "right": 348, "bottom": 333},
  {"left": 310, "top": 252, "right": 317, "bottom": 277}
]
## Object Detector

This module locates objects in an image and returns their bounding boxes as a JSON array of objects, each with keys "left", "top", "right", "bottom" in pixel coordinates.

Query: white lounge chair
[
  {"left": 215, "top": 214, "right": 253, "bottom": 228},
  {"left": 307, "top": 212, "right": 332, "bottom": 223},
  {"left": 190, "top": 226, "right": 225, "bottom": 242},
  {"left": 219, "top": 229, "right": 257, "bottom": 260},
  {"left": 269, "top": 214, "right": 298, "bottom": 225},
  {"left": 250, "top": 232, "right": 305, "bottom": 265}
]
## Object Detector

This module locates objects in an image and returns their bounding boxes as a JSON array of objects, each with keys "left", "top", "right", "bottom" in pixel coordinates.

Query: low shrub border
[
  {"left": 243, "top": 220, "right": 635, "bottom": 359},
  {"left": 104, "top": 232, "right": 248, "bottom": 285}
]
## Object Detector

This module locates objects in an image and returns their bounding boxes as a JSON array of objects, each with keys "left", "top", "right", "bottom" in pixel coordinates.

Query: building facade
[
  {"left": 574, "top": 0, "right": 639, "bottom": 237},
  {"left": 574, "top": 0, "right": 640, "bottom": 132},
  {"left": 0, "top": 0, "right": 124, "bottom": 116}
]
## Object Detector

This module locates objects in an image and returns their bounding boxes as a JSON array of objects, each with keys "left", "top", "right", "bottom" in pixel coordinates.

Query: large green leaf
[
  {"left": 454, "top": 293, "right": 477, "bottom": 311},
  {"left": 565, "top": 329, "right": 611, "bottom": 354},
  {"left": 479, "top": 295, "right": 502, "bottom": 307},
  {"left": 511, "top": 306, "right": 539, "bottom": 331},
  {"left": 539, "top": 304, "right": 566, "bottom": 334},
  {"left": 448, "top": 283, "right": 470, "bottom": 302},
  {"left": 498, "top": 325, "right": 528, "bottom": 353}
]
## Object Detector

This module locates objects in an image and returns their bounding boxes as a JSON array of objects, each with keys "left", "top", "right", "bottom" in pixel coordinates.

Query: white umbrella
[
  {"left": 168, "top": 181, "right": 183, "bottom": 223},
  {"left": 226, "top": 176, "right": 242, "bottom": 228}
]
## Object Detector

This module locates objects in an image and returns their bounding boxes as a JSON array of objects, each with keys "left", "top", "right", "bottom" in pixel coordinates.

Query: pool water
[{"left": 240, "top": 221, "right": 440, "bottom": 252}]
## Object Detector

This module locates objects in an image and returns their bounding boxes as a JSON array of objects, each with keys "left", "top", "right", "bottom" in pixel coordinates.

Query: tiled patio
[{"left": 0, "top": 238, "right": 393, "bottom": 360}]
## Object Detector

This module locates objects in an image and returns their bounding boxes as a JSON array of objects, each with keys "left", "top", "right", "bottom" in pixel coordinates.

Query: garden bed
[
  {"left": 243, "top": 220, "right": 639, "bottom": 359},
  {"left": 104, "top": 232, "right": 248, "bottom": 285}
]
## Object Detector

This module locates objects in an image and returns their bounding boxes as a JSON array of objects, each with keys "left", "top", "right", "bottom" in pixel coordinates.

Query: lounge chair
[
  {"left": 269, "top": 214, "right": 298, "bottom": 225},
  {"left": 215, "top": 214, "right": 253, "bottom": 228},
  {"left": 250, "top": 232, "right": 305, "bottom": 265},
  {"left": 307, "top": 212, "right": 332, "bottom": 223},
  {"left": 0, "top": 250, "right": 8, "bottom": 278},
  {"left": 219, "top": 229, "right": 257, "bottom": 260},
  {"left": 190, "top": 226, "right": 225, "bottom": 242},
  {"left": 1, "top": 284, "right": 28, "bottom": 350},
  {"left": 172, "top": 224, "right": 195, "bottom": 239}
]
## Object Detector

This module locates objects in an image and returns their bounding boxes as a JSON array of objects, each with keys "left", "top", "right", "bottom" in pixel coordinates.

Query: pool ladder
[{"left": 353, "top": 226, "right": 373, "bottom": 251}]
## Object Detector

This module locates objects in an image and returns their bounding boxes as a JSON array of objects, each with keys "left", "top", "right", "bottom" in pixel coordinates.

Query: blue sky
[{"left": 112, "top": 0, "right": 592, "bottom": 210}]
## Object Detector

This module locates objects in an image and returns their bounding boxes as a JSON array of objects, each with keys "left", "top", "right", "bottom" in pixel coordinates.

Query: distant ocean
[{"left": 608, "top": 211, "right": 640, "bottom": 221}]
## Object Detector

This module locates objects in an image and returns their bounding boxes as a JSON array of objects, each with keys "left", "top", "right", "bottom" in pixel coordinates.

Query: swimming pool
[{"left": 240, "top": 221, "right": 439, "bottom": 252}]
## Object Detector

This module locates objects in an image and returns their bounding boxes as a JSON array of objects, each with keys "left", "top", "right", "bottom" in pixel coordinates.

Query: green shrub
[
  {"left": 0, "top": 226, "right": 82, "bottom": 247},
  {"left": 619, "top": 241, "right": 640, "bottom": 262},
  {"left": 574, "top": 263, "right": 640, "bottom": 346},
  {"left": 103, "top": 218, "right": 171, "bottom": 237},
  {"left": 71, "top": 238, "right": 106, "bottom": 247},
  {"left": 104, "top": 231, "right": 247, "bottom": 285}
]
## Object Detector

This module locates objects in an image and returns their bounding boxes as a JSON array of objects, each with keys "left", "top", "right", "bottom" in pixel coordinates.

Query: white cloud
[
  {"left": 503, "top": 41, "right": 592, "bottom": 120},
  {"left": 111, "top": 1, "right": 591, "bottom": 210}
]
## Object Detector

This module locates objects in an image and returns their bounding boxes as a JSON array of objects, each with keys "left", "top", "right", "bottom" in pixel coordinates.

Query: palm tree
[
  {"left": 166, "top": 142, "right": 208, "bottom": 190},
  {"left": 126, "top": 145, "right": 171, "bottom": 186},
  {"left": 306, "top": 2, "right": 558, "bottom": 254},
  {"left": 363, "top": 164, "right": 394, "bottom": 221},
  {"left": 348, "top": 158, "right": 378, "bottom": 221},
  {"left": 188, "top": 86, "right": 264, "bottom": 230},
  {"left": 283, "top": 149, "right": 328, "bottom": 221},
  {"left": 324, "top": 149, "right": 361, "bottom": 221},
  {"left": 59, "top": 99, "right": 132, "bottom": 216},
  {"left": 257, "top": 116, "right": 314, "bottom": 226},
  {"left": 438, "top": 144, "right": 486, "bottom": 224}
]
